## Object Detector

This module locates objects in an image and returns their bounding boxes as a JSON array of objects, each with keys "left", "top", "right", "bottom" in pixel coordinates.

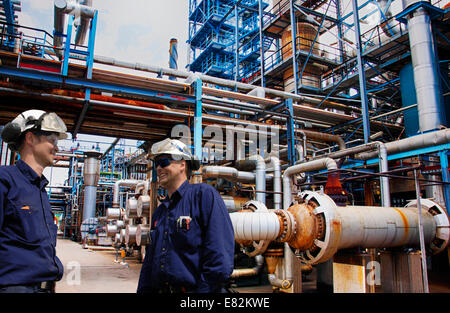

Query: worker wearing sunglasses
[{"left": 137, "top": 138, "right": 234, "bottom": 294}]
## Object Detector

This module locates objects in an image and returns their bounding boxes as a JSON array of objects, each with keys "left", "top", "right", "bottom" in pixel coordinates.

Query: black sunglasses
[{"left": 154, "top": 156, "right": 173, "bottom": 168}]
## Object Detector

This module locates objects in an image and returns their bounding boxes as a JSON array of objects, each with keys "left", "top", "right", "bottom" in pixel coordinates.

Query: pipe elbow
[{"left": 268, "top": 274, "right": 292, "bottom": 289}]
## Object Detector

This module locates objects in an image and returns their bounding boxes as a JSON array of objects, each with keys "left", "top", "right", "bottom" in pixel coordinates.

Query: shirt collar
[
  {"left": 16, "top": 159, "right": 49, "bottom": 188},
  {"left": 162, "top": 180, "right": 190, "bottom": 208}
]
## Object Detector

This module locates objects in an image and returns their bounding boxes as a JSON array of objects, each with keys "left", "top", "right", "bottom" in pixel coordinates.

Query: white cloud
[{"left": 18, "top": 0, "right": 189, "bottom": 69}]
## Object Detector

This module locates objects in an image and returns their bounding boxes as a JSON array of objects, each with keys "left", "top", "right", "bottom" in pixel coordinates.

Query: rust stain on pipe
[{"left": 393, "top": 207, "right": 409, "bottom": 244}]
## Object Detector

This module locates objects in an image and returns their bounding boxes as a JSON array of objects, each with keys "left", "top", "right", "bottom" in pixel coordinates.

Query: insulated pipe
[
  {"left": 232, "top": 191, "right": 449, "bottom": 265},
  {"left": 54, "top": 0, "right": 96, "bottom": 60},
  {"left": 229, "top": 211, "right": 281, "bottom": 241},
  {"left": 93, "top": 55, "right": 358, "bottom": 107},
  {"left": 292, "top": 191, "right": 450, "bottom": 264},
  {"left": 356, "top": 128, "right": 450, "bottom": 160},
  {"left": 74, "top": 0, "right": 93, "bottom": 46},
  {"left": 54, "top": 0, "right": 67, "bottom": 60},
  {"left": 82, "top": 151, "right": 101, "bottom": 224},
  {"left": 279, "top": 158, "right": 337, "bottom": 289},
  {"left": 403, "top": 0, "right": 443, "bottom": 132},
  {"left": 335, "top": 205, "right": 436, "bottom": 249},
  {"left": 282, "top": 158, "right": 338, "bottom": 211},
  {"left": 300, "top": 130, "right": 346, "bottom": 151},
  {"left": 231, "top": 255, "right": 264, "bottom": 278},
  {"left": 202, "top": 166, "right": 255, "bottom": 183},
  {"left": 112, "top": 179, "right": 142, "bottom": 208},
  {"left": 234, "top": 156, "right": 266, "bottom": 204},
  {"left": 267, "top": 156, "right": 282, "bottom": 210},
  {"left": 253, "top": 155, "right": 266, "bottom": 204},
  {"left": 168, "top": 38, "right": 178, "bottom": 81}
]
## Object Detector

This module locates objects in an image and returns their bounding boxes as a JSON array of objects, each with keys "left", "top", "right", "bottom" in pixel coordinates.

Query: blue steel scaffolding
[{"left": 188, "top": 0, "right": 270, "bottom": 81}]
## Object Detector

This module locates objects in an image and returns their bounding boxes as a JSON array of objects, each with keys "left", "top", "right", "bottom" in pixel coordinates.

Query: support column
[
  {"left": 61, "top": 14, "right": 73, "bottom": 76},
  {"left": 285, "top": 98, "right": 295, "bottom": 166},
  {"left": 289, "top": 0, "right": 299, "bottom": 94},
  {"left": 351, "top": 0, "right": 371, "bottom": 143},
  {"left": 440, "top": 150, "right": 450, "bottom": 216},
  {"left": 258, "top": 0, "right": 265, "bottom": 87},
  {"left": 193, "top": 79, "right": 203, "bottom": 163}
]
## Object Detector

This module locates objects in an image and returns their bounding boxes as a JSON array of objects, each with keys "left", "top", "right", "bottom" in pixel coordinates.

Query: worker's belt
[{"left": 35, "top": 281, "right": 56, "bottom": 292}]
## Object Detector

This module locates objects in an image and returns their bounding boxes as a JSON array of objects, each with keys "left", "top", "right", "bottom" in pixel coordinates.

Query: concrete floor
[
  {"left": 55, "top": 238, "right": 142, "bottom": 293},
  {"left": 54, "top": 238, "right": 449, "bottom": 293}
]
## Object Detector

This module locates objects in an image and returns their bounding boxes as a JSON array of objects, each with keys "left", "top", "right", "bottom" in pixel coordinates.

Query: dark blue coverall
[
  {"left": 137, "top": 180, "right": 235, "bottom": 293},
  {"left": 0, "top": 160, "right": 64, "bottom": 292}
]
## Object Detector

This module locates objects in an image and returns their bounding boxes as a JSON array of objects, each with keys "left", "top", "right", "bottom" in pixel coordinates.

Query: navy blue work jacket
[
  {"left": 137, "top": 180, "right": 234, "bottom": 293},
  {"left": 0, "top": 160, "right": 64, "bottom": 286}
]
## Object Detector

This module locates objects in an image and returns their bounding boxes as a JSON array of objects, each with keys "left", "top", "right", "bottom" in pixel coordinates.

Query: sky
[{"left": 19, "top": 0, "right": 190, "bottom": 70}]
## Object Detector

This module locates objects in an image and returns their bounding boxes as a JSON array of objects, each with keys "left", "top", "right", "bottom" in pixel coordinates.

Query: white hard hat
[
  {"left": 150, "top": 138, "right": 200, "bottom": 170},
  {"left": 1, "top": 110, "right": 68, "bottom": 151}
]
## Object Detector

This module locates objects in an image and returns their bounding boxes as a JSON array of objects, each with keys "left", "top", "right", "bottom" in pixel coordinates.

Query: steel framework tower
[{"left": 188, "top": 0, "right": 270, "bottom": 81}]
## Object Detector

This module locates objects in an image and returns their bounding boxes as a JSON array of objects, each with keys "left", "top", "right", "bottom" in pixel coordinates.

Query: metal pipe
[
  {"left": 414, "top": 169, "right": 430, "bottom": 292},
  {"left": 229, "top": 211, "right": 280, "bottom": 241},
  {"left": 168, "top": 38, "right": 178, "bottom": 81},
  {"left": 252, "top": 155, "right": 266, "bottom": 204},
  {"left": 74, "top": 0, "right": 93, "bottom": 46},
  {"left": 313, "top": 141, "right": 390, "bottom": 206},
  {"left": 234, "top": 190, "right": 449, "bottom": 265},
  {"left": 112, "top": 179, "right": 141, "bottom": 208},
  {"left": 81, "top": 150, "right": 101, "bottom": 223},
  {"left": 282, "top": 158, "right": 338, "bottom": 211},
  {"left": 300, "top": 129, "right": 346, "bottom": 151},
  {"left": 231, "top": 255, "right": 264, "bottom": 278},
  {"left": 356, "top": 128, "right": 450, "bottom": 160},
  {"left": 53, "top": 0, "right": 67, "bottom": 60},
  {"left": 54, "top": 0, "right": 96, "bottom": 60},
  {"left": 279, "top": 157, "right": 337, "bottom": 289},
  {"left": 404, "top": 0, "right": 443, "bottom": 132},
  {"left": 203, "top": 166, "right": 255, "bottom": 183},
  {"left": 92, "top": 55, "right": 351, "bottom": 107},
  {"left": 267, "top": 156, "right": 282, "bottom": 210}
]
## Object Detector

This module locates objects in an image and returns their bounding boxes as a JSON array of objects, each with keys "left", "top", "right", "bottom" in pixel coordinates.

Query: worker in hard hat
[
  {"left": 0, "top": 110, "right": 68, "bottom": 293},
  {"left": 137, "top": 138, "right": 234, "bottom": 293}
]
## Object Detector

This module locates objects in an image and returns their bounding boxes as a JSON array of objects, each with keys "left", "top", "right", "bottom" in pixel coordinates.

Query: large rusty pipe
[
  {"left": 292, "top": 191, "right": 449, "bottom": 265},
  {"left": 230, "top": 191, "right": 449, "bottom": 265}
]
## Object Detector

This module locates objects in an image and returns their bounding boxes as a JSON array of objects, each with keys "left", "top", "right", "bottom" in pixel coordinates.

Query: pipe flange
[
  {"left": 294, "top": 190, "right": 340, "bottom": 265},
  {"left": 240, "top": 200, "right": 271, "bottom": 257},
  {"left": 273, "top": 209, "right": 296, "bottom": 242},
  {"left": 405, "top": 198, "right": 450, "bottom": 254},
  {"left": 242, "top": 200, "right": 268, "bottom": 213}
]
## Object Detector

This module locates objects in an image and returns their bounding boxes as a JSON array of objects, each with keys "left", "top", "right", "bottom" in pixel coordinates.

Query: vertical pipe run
[
  {"left": 268, "top": 156, "right": 282, "bottom": 210},
  {"left": 351, "top": 0, "right": 371, "bottom": 143},
  {"left": 414, "top": 169, "right": 430, "bottom": 293},
  {"left": 169, "top": 38, "right": 178, "bottom": 81},
  {"left": 82, "top": 151, "right": 101, "bottom": 224},
  {"left": 405, "top": 3, "right": 443, "bottom": 132}
]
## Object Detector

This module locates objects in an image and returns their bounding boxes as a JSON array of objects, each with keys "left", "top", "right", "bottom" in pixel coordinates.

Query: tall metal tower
[{"left": 188, "top": 0, "right": 270, "bottom": 81}]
